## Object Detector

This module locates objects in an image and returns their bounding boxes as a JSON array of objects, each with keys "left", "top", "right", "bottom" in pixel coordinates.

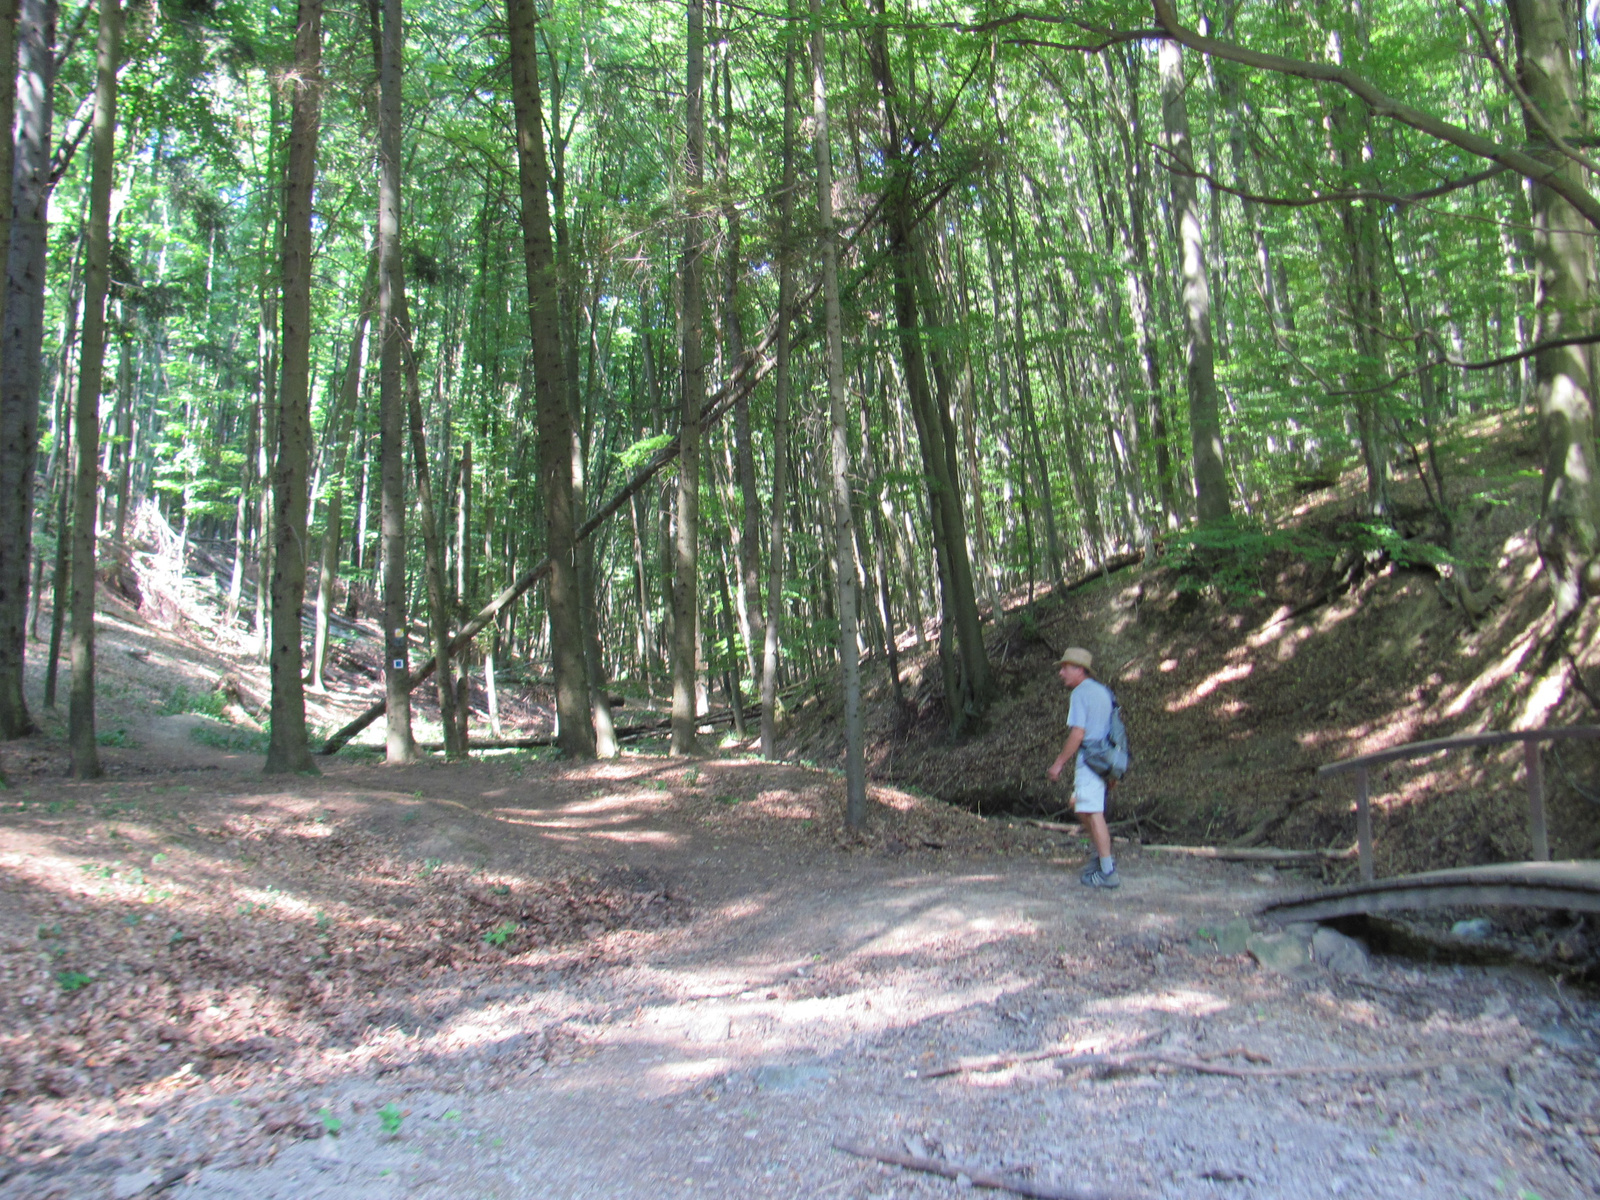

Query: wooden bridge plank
[{"left": 1261, "top": 860, "right": 1600, "bottom": 923}]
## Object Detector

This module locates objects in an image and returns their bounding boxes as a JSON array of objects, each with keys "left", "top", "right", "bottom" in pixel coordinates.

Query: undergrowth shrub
[{"left": 162, "top": 683, "right": 227, "bottom": 719}]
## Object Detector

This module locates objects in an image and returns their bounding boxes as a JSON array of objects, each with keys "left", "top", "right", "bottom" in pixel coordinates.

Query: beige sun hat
[{"left": 1056, "top": 646, "right": 1093, "bottom": 670}]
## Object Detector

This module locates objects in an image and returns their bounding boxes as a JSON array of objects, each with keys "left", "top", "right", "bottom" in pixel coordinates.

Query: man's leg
[{"left": 1078, "top": 810, "right": 1112, "bottom": 860}]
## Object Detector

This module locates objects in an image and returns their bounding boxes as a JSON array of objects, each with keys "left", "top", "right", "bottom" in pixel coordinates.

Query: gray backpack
[{"left": 1080, "top": 691, "right": 1131, "bottom": 781}]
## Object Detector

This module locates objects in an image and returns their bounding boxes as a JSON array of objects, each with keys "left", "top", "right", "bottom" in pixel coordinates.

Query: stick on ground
[
  {"left": 1050, "top": 1050, "right": 1511, "bottom": 1080},
  {"left": 833, "top": 1140, "right": 1134, "bottom": 1200}
]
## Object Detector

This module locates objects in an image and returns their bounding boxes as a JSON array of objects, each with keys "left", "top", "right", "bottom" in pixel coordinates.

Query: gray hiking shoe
[{"left": 1081, "top": 867, "right": 1121, "bottom": 889}]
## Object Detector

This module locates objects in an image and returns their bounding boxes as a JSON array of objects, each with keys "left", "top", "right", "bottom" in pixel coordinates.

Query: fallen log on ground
[
  {"left": 1142, "top": 843, "right": 1355, "bottom": 864},
  {"left": 413, "top": 708, "right": 752, "bottom": 753}
]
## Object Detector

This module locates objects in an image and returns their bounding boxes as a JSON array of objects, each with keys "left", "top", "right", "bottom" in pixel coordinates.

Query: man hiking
[{"left": 1046, "top": 647, "right": 1120, "bottom": 889}]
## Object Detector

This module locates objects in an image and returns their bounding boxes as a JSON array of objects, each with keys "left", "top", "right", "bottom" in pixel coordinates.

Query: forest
[{"left": 1, "top": 0, "right": 1597, "bottom": 804}]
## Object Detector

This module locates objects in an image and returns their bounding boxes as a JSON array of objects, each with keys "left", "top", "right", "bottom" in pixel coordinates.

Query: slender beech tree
[
  {"left": 68, "top": 0, "right": 121, "bottom": 778},
  {"left": 761, "top": 0, "right": 799, "bottom": 760},
  {"left": 263, "top": 0, "right": 322, "bottom": 775},
  {"left": 810, "top": 0, "right": 865, "bottom": 825},
  {"left": 672, "top": 0, "right": 707, "bottom": 755},
  {"left": 507, "top": 0, "right": 593, "bottom": 756},
  {"left": 0, "top": 0, "right": 51, "bottom": 738},
  {"left": 1158, "top": 37, "right": 1231, "bottom": 526}
]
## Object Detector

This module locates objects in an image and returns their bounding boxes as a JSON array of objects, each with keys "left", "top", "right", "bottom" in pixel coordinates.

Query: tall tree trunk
[
  {"left": 43, "top": 241, "right": 79, "bottom": 708},
  {"left": 507, "top": 0, "right": 593, "bottom": 756},
  {"left": 760, "top": 0, "right": 799, "bottom": 760},
  {"left": 254, "top": 260, "right": 280, "bottom": 662},
  {"left": 455, "top": 438, "right": 470, "bottom": 607},
  {"left": 672, "top": 0, "right": 707, "bottom": 755},
  {"left": 227, "top": 369, "right": 257, "bottom": 622},
  {"left": 1159, "top": 39, "right": 1231, "bottom": 526},
  {"left": 400, "top": 288, "right": 461, "bottom": 759},
  {"left": 865, "top": 1, "right": 992, "bottom": 731},
  {"left": 1510, "top": 0, "right": 1600, "bottom": 620},
  {"left": 0, "top": 0, "right": 49, "bottom": 738},
  {"left": 999, "top": 162, "right": 1061, "bottom": 583},
  {"left": 68, "top": 0, "right": 119, "bottom": 778},
  {"left": 1111, "top": 50, "right": 1178, "bottom": 527},
  {"left": 310, "top": 255, "right": 374, "bottom": 693},
  {"left": 263, "top": 0, "right": 322, "bottom": 775},
  {"left": 811, "top": 0, "right": 865, "bottom": 824},
  {"left": 718, "top": 30, "right": 760, "bottom": 687},
  {"left": 374, "top": 0, "right": 416, "bottom": 764},
  {"left": 111, "top": 325, "right": 132, "bottom": 539}
]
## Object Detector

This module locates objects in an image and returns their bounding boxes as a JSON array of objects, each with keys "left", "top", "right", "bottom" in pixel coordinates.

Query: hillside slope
[{"left": 785, "top": 414, "right": 1600, "bottom": 879}]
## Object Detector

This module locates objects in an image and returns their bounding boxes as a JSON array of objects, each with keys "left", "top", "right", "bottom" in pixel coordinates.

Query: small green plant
[
  {"left": 316, "top": 1108, "right": 343, "bottom": 1136},
  {"left": 162, "top": 684, "right": 228, "bottom": 719},
  {"left": 96, "top": 729, "right": 131, "bottom": 748},
  {"left": 314, "top": 910, "right": 331, "bottom": 932},
  {"left": 482, "top": 921, "right": 518, "bottom": 947},
  {"left": 152, "top": 852, "right": 168, "bottom": 864},
  {"left": 715, "top": 794, "right": 743, "bottom": 806},
  {"left": 122, "top": 913, "right": 143, "bottom": 926},
  {"left": 56, "top": 970, "right": 92, "bottom": 992},
  {"left": 419, "top": 857, "right": 443, "bottom": 876},
  {"left": 47, "top": 801, "right": 65, "bottom": 813},
  {"left": 36, "top": 923, "right": 61, "bottom": 940},
  {"left": 237, "top": 901, "right": 266, "bottom": 916},
  {"left": 443, "top": 1109, "right": 462, "bottom": 1121},
  {"left": 377, "top": 1103, "right": 404, "bottom": 1135},
  {"left": 190, "top": 725, "right": 271, "bottom": 754},
  {"left": 682, "top": 767, "right": 699, "bottom": 785},
  {"left": 400, "top": 810, "right": 421, "bottom": 824},
  {"left": 489, "top": 884, "right": 510, "bottom": 896}
]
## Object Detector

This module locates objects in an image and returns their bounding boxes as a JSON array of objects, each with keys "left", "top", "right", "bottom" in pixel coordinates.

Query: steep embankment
[{"left": 786, "top": 414, "right": 1600, "bottom": 879}]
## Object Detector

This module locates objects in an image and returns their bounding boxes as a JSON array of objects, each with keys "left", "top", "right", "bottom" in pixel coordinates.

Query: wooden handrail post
[
  {"left": 1524, "top": 738, "right": 1549, "bottom": 862},
  {"left": 1355, "top": 765, "right": 1373, "bottom": 883}
]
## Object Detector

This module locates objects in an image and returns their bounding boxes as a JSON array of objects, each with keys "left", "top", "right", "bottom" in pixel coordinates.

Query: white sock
[{"left": 1100, "top": 856, "right": 1115, "bottom": 875}]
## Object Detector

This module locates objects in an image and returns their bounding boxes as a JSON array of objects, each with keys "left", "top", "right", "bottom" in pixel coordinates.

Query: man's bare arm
[{"left": 1048, "top": 727, "right": 1085, "bottom": 781}]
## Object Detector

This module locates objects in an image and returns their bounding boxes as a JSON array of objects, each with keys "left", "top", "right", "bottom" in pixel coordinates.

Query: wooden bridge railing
[{"left": 1318, "top": 726, "right": 1600, "bottom": 883}]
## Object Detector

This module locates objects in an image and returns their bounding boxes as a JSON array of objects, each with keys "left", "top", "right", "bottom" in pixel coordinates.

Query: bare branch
[{"left": 1153, "top": 143, "right": 1510, "bottom": 209}]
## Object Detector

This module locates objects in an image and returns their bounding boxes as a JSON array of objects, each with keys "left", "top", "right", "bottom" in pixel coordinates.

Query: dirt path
[{"left": 4, "top": 745, "right": 1596, "bottom": 1200}]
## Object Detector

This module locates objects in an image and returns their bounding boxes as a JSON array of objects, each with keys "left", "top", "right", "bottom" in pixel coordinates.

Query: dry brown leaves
[{"left": 0, "top": 803, "right": 685, "bottom": 1123}]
